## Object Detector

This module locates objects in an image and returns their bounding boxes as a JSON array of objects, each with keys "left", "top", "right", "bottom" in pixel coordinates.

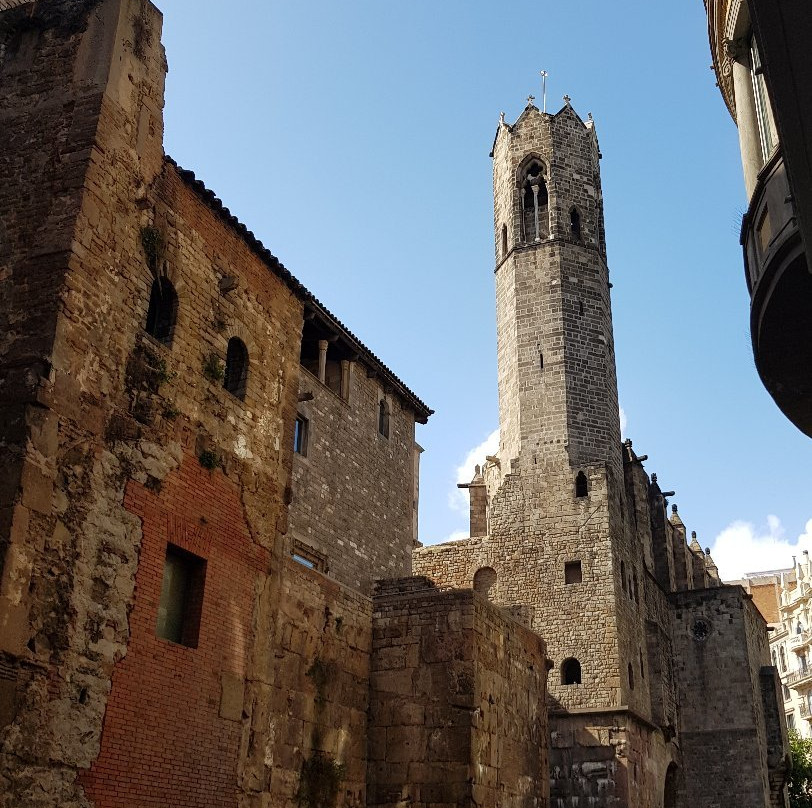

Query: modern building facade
[{"left": 705, "top": 0, "right": 812, "bottom": 436}]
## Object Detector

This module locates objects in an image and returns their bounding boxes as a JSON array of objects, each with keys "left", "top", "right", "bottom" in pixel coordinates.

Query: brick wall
[{"left": 79, "top": 456, "right": 270, "bottom": 808}]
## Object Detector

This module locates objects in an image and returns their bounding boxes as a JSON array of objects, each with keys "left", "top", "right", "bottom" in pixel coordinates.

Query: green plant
[
  {"left": 789, "top": 730, "right": 812, "bottom": 808},
  {"left": 140, "top": 225, "right": 165, "bottom": 274},
  {"left": 154, "top": 358, "right": 176, "bottom": 386},
  {"left": 162, "top": 405, "right": 181, "bottom": 421},
  {"left": 198, "top": 449, "right": 220, "bottom": 470},
  {"left": 202, "top": 352, "right": 224, "bottom": 383}
]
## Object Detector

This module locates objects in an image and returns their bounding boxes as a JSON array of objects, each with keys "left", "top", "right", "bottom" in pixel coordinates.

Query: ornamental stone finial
[
  {"left": 527, "top": 94, "right": 535, "bottom": 106},
  {"left": 563, "top": 94, "right": 571, "bottom": 105},
  {"left": 500, "top": 111, "right": 506, "bottom": 126}
]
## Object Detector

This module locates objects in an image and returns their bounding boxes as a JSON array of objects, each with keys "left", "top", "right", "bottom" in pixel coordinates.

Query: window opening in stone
[
  {"left": 378, "top": 398, "right": 390, "bottom": 439},
  {"left": 156, "top": 544, "right": 206, "bottom": 648},
  {"left": 501, "top": 224, "right": 508, "bottom": 257},
  {"left": 578, "top": 299, "right": 584, "bottom": 316},
  {"left": 640, "top": 651, "right": 645, "bottom": 680},
  {"left": 787, "top": 713, "right": 796, "bottom": 731},
  {"left": 521, "top": 162, "right": 548, "bottom": 243},
  {"left": 565, "top": 560, "right": 582, "bottom": 585},
  {"left": 621, "top": 560, "right": 627, "bottom": 594},
  {"left": 663, "top": 764, "right": 679, "bottom": 808},
  {"left": 294, "top": 415, "right": 309, "bottom": 456},
  {"left": 562, "top": 658, "right": 581, "bottom": 686},
  {"left": 780, "top": 647, "right": 787, "bottom": 672},
  {"left": 570, "top": 208, "right": 582, "bottom": 241},
  {"left": 473, "top": 567, "right": 497, "bottom": 600},
  {"left": 292, "top": 542, "right": 326, "bottom": 573},
  {"left": 144, "top": 277, "right": 178, "bottom": 345},
  {"left": 539, "top": 352, "right": 544, "bottom": 371},
  {"left": 575, "top": 471, "right": 588, "bottom": 498},
  {"left": 628, "top": 662, "right": 635, "bottom": 690},
  {"left": 633, "top": 572, "right": 640, "bottom": 605},
  {"left": 224, "top": 337, "right": 248, "bottom": 399}
]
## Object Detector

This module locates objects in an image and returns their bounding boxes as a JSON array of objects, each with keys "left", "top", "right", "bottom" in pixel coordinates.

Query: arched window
[
  {"left": 473, "top": 567, "right": 497, "bottom": 600},
  {"left": 562, "top": 658, "right": 581, "bottom": 686},
  {"left": 520, "top": 161, "right": 548, "bottom": 243},
  {"left": 145, "top": 277, "right": 178, "bottom": 345},
  {"left": 501, "top": 224, "right": 508, "bottom": 257},
  {"left": 570, "top": 208, "right": 582, "bottom": 241},
  {"left": 628, "top": 662, "right": 635, "bottom": 691},
  {"left": 663, "top": 764, "right": 679, "bottom": 808},
  {"left": 224, "top": 337, "right": 248, "bottom": 399},
  {"left": 378, "top": 398, "right": 390, "bottom": 438},
  {"left": 575, "top": 471, "right": 588, "bottom": 498}
]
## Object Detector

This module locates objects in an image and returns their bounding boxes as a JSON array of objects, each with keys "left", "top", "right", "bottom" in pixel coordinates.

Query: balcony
[
  {"left": 743, "top": 151, "right": 812, "bottom": 438},
  {"left": 801, "top": 702, "right": 812, "bottom": 720},
  {"left": 786, "top": 668, "right": 812, "bottom": 689},
  {"left": 790, "top": 630, "right": 812, "bottom": 652}
]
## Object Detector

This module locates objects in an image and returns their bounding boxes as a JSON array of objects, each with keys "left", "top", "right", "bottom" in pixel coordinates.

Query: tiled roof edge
[{"left": 165, "top": 155, "right": 433, "bottom": 422}]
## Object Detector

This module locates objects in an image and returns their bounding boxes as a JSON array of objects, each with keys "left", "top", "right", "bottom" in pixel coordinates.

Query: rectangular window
[
  {"left": 292, "top": 542, "right": 326, "bottom": 573},
  {"left": 294, "top": 415, "right": 309, "bottom": 456},
  {"left": 750, "top": 37, "right": 778, "bottom": 162},
  {"left": 156, "top": 545, "right": 206, "bottom": 647},
  {"left": 565, "top": 560, "right": 583, "bottom": 585},
  {"left": 784, "top": 685, "right": 792, "bottom": 702},
  {"left": 787, "top": 713, "right": 796, "bottom": 731}
]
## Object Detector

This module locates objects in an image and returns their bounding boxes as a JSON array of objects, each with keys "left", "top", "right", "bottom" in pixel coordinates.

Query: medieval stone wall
[
  {"left": 265, "top": 558, "right": 373, "bottom": 808},
  {"left": 368, "top": 578, "right": 548, "bottom": 808},
  {"left": 290, "top": 364, "right": 417, "bottom": 594},
  {"left": 0, "top": 2, "right": 303, "bottom": 804},
  {"left": 670, "top": 587, "right": 777, "bottom": 808}
]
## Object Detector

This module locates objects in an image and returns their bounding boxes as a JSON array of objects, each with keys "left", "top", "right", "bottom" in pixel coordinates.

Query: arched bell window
[
  {"left": 224, "top": 337, "right": 248, "bottom": 399},
  {"left": 144, "top": 277, "right": 178, "bottom": 345},
  {"left": 520, "top": 161, "right": 548, "bottom": 243}
]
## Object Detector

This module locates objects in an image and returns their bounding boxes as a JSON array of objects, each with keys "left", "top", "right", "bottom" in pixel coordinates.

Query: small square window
[
  {"left": 565, "top": 560, "right": 582, "bottom": 585},
  {"left": 156, "top": 545, "right": 206, "bottom": 648},
  {"left": 294, "top": 415, "right": 309, "bottom": 456}
]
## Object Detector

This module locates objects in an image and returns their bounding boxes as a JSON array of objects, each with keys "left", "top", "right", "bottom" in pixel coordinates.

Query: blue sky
[{"left": 157, "top": 0, "right": 811, "bottom": 580}]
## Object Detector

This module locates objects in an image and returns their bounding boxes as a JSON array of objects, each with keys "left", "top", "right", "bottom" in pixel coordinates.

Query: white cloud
[
  {"left": 710, "top": 517, "right": 812, "bottom": 581},
  {"left": 619, "top": 406, "right": 627, "bottom": 438},
  {"left": 448, "top": 428, "right": 500, "bottom": 515}
]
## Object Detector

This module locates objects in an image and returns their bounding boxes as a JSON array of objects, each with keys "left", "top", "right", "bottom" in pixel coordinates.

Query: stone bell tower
[
  {"left": 486, "top": 97, "right": 641, "bottom": 719},
  {"left": 492, "top": 97, "right": 621, "bottom": 476}
]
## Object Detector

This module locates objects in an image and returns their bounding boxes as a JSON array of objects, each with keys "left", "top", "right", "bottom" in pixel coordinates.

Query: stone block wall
[
  {"left": 368, "top": 578, "right": 548, "bottom": 808},
  {"left": 290, "top": 363, "right": 418, "bottom": 594},
  {"left": 263, "top": 558, "right": 373, "bottom": 808},
  {"left": 670, "top": 587, "right": 778, "bottom": 808}
]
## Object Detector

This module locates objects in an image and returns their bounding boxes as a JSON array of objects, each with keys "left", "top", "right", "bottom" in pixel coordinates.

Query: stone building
[
  {"left": 414, "top": 98, "right": 788, "bottom": 808},
  {"left": 0, "top": 1, "right": 791, "bottom": 807},
  {"left": 704, "top": 0, "right": 812, "bottom": 437}
]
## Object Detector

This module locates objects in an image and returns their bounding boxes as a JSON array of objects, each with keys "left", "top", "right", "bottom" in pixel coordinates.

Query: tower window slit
[{"left": 575, "top": 471, "right": 588, "bottom": 498}]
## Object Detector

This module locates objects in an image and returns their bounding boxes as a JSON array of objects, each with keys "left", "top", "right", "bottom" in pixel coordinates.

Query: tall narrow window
[
  {"left": 378, "top": 398, "right": 390, "bottom": 438},
  {"left": 570, "top": 208, "right": 582, "bottom": 241},
  {"left": 224, "top": 337, "right": 248, "bottom": 399},
  {"left": 621, "top": 560, "right": 627, "bottom": 594},
  {"left": 144, "top": 277, "right": 178, "bottom": 345},
  {"left": 501, "top": 224, "right": 508, "bottom": 257},
  {"left": 562, "top": 658, "right": 581, "bottom": 685},
  {"left": 628, "top": 662, "right": 635, "bottom": 691},
  {"left": 575, "top": 471, "right": 588, "bottom": 498},
  {"left": 294, "top": 415, "right": 309, "bottom": 456},
  {"left": 521, "top": 161, "right": 548, "bottom": 243},
  {"left": 750, "top": 37, "right": 777, "bottom": 162},
  {"left": 156, "top": 545, "right": 206, "bottom": 648},
  {"left": 780, "top": 647, "right": 787, "bottom": 672}
]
